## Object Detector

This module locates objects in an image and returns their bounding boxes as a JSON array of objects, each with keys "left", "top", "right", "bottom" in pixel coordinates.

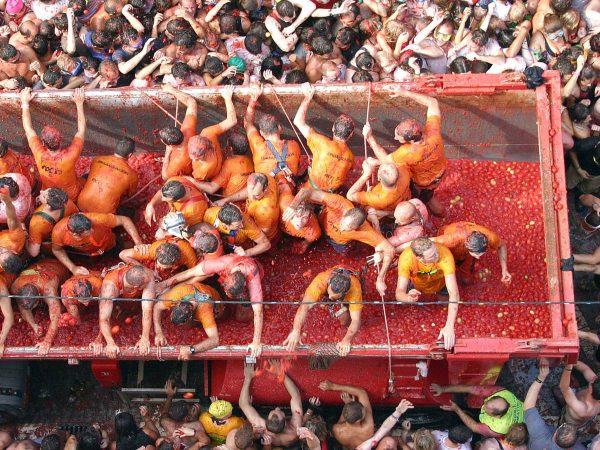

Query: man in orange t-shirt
[
  {"left": 77, "top": 137, "right": 138, "bottom": 214},
  {"left": 51, "top": 212, "right": 142, "bottom": 275},
  {"left": 278, "top": 180, "right": 321, "bottom": 254},
  {"left": 216, "top": 173, "right": 280, "bottom": 242},
  {"left": 0, "top": 140, "right": 35, "bottom": 188},
  {"left": 293, "top": 83, "right": 354, "bottom": 192},
  {"left": 20, "top": 87, "right": 87, "bottom": 200},
  {"left": 283, "top": 266, "right": 363, "bottom": 357},
  {"left": 160, "top": 85, "right": 198, "bottom": 179},
  {"left": 11, "top": 258, "right": 70, "bottom": 356},
  {"left": 145, "top": 177, "right": 209, "bottom": 235},
  {"left": 60, "top": 273, "right": 104, "bottom": 325},
  {"left": 0, "top": 192, "right": 26, "bottom": 276},
  {"left": 396, "top": 237, "right": 459, "bottom": 350},
  {"left": 432, "top": 221, "right": 511, "bottom": 285},
  {"left": 189, "top": 225, "right": 224, "bottom": 261},
  {"left": 189, "top": 86, "right": 238, "bottom": 181},
  {"left": 154, "top": 282, "right": 221, "bottom": 360},
  {"left": 366, "top": 88, "right": 446, "bottom": 216},
  {"left": 27, "top": 188, "right": 79, "bottom": 257},
  {"left": 347, "top": 157, "right": 411, "bottom": 231},
  {"left": 283, "top": 187, "right": 394, "bottom": 296},
  {"left": 245, "top": 84, "right": 301, "bottom": 182},
  {"left": 119, "top": 237, "right": 197, "bottom": 280}
]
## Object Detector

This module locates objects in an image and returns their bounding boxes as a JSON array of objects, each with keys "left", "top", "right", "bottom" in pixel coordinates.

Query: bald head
[
  {"left": 394, "top": 201, "right": 417, "bottom": 225},
  {"left": 19, "top": 21, "right": 38, "bottom": 41},
  {"left": 378, "top": 163, "right": 399, "bottom": 188}
]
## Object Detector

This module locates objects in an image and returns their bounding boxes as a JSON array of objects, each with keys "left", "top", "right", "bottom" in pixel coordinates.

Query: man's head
[
  {"left": 218, "top": 203, "right": 243, "bottom": 230},
  {"left": 465, "top": 231, "right": 488, "bottom": 259},
  {"left": 67, "top": 213, "right": 92, "bottom": 236},
  {"left": 352, "top": 70, "right": 373, "bottom": 83},
  {"left": 220, "top": 14, "right": 241, "bottom": 35},
  {"left": 332, "top": 114, "right": 355, "bottom": 141},
  {"left": 0, "top": 177, "right": 18, "bottom": 199},
  {"left": 43, "top": 67, "right": 63, "bottom": 88},
  {"left": 162, "top": 180, "right": 186, "bottom": 202},
  {"left": 188, "top": 136, "right": 214, "bottom": 161},
  {"left": 340, "top": 4, "right": 360, "bottom": 27},
  {"left": 275, "top": 0, "right": 296, "bottom": 22},
  {"left": 266, "top": 408, "right": 286, "bottom": 433},
  {"left": 159, "top": 125, "right": 184, "bottom": 146},
  {"left": 448, "top": 425, "right": 472, "bottom": 446},
  {"left": 505, "top": 423, "right": 527, "bottom": 447},
  {"left": 340, "top": 207, "right": 367, "bottom": 232},
  {"left": 335, "top": 27, "right": 356, "bottom": 50},
  {"left": 40, "top": 434, "right": 61, "bottom": 450},
  {"left": 378, "top": 163, "right": 399, "bottom": 188},
  {"left": 156, "top": 243, "right": 181, "bottom": 269},
  {"left": 192, "top": 231, "right": 219, "bottom": 255},
  {"left": 77, "top": 430, "right": 101, "bottom": 450},
  {"left": 0, "top": 248, "right": 22, "bottom": 274},
  {"left": 412, "top": 429, "right": 435, "bottom": 450},
  {"left": 17, "top": 283, "right": 41, "bottom": 310},
  {"left": 311, "top": 36, "right": 333, "bottom": 56},
  {"left": 72, "top": 279, "right": 92, "bottom": 305},
  {"left": 290, "top": 202, "right": 312, "bottom": 230},
  {"left": 99, "top": 60, "right": 120, "bottom": 83},
  {"left": 0, "top": 44, "right": 18, "bottom": 63},
  {"left": 171, "top": 61, "right": 191, "bottom": 82},
  {"left": 228, "top": 131, "right": 250, "bottom": 156},
  {"left": 121, "top": 27, "right": 143, "bottom": 49},
  {"left": 483, "top": 396, "right": 509, "bottom": 417},
  {"left": 18, "top": 21, "right": 38, "bottom": 43},
  {"left": 115, "top": 137, "right": 135, "bottom": 158},
  {"left": 247, "top": 173, "right": 268, "bottom": 200},
  {"left": 91, "top": 30, "right": 113, "bottom": 49},
  {"left": 244, "top": 34, "right": 263, "bottom": 55},
  {"left": 411, "top": 238, "right": 438, "bottom": 264},
  {"left": 170, "top": 300, "right": 194, "bottom": 325},
  {"left": 234, "top": 423, "right": 254, "bottom": 450},
  {"left": 395, "top": 118, "right": 422, "bottom": 143},
  {"left": 223, "top": 270, "right": 246, "bottom": 299},
  {"left": 40, "top": 188, "right": 68, "bottom": 211},
  {"left": 328, "top": 269, "right": 351, "bottom": 300},
  {"left": 39, "top": 125, "right": 62, "bottom": 150},
  {"left": 375, "top": 437, "right": 397, "bottom": 450},
  {"left": 468, "top": 29, "right": 489, "bottom": 53},
  {"left": 257, "top": 114, "right": 281, "bottom": 137},
  {"left": 553, "top": 423, "right": 578, "bottom": 448},
  {"left": 394, "top": 202, "right": 418, "bottom": 226},
  {"left": 342, "top": 401, "right": 364, "bottom": 424},
  {"left": 124, "top": 265, "right": 151, "bottom": 288}
]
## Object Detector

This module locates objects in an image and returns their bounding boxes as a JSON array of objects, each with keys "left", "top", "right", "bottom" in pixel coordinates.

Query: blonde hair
[
  {"left": 56, "top": 54, "right": 73, "bottom": 71},
  {"left": 544, "top": 13, "right": 563, "bottom": 32},
  {"left": 509, "top": 1, "right": 527, "bottom": 23},
  {"left": 382, "top": 20, "right": 405, "bottom": 43},
  {"left": 561, "top": 9, "right": 580, "bottom": 31},
  {"left": 413, "top": 429, "right": 436, "bottom": 450}
]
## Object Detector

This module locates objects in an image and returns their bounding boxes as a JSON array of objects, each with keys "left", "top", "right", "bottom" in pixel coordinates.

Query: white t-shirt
[
  {"left": 492, "top": 0, "right": 511, "bottom": 21},
  {"left": 431, "top": 430, "right": 472, "bottom": 450}
]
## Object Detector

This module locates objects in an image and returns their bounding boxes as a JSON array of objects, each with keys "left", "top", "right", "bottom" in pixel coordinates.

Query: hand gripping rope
[{"left": 271, "top": 88, "right": 312, "bottom": 162}]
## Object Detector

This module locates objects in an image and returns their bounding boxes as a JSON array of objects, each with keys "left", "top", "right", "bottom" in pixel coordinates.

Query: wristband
[
  {"left": 535, "top": 377, "right": 543, "bottom": 383},
  {"left": 564, "top": 367, "right": 572, "bottom": 371},
  {"left": 392, "top": 413, "right": 401, "bottom": 421}
]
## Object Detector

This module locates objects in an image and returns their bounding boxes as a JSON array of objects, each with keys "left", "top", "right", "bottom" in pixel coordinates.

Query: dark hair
[
  {"left": 172, "top": 61, "right": 191, "bottom": 79},
  {"left": 342, "top": 401, "right": 363, "bottom": 424},
  {"left": 244, "top": 34, "right": 263, "bottom": 55},
  {"left": 156, "top": 243, "right": 181, "bottom": 266},
  {"left": 240, "top": 0, "right": 258, "bottom": 12},
  {"left": 0, "top": 44, "right": 17, "bottom": 61},
  {"left": 0, "top": 140, "right": 8, "bottom": 157},
  {"left": 300, "top": 27, "right": 318, "bottom": 45},
  {"left": 204, "top": 56, "right": 224, "bottom": 76},
  {"left": 157, "top": 442, "right": 175, "bottom": 450},
  {"left": 0, "top": 253, "right": 22, "bottom": 274},
  {"left": 258, "top": 114, "right": 279, "bottom": 135},
  {"left": 124, "top": 266, "right": 148, "bottom": 287},
  {"left": 286, "top": 69, "right": 309, "bottom": 84},
  {"left": 555, "top": 423, "right": 578, "bottom": 448},
  {"left": 46, "top": 188, "right": 68, "bottom": 210},
  {"left": 496, "top": 29, "right": 515, "bottom": 48},
  {"left": 333, "top": 114, "right": 355, "bottom": 140},
  {"left": 53, "top": 13, "right": 68, "bottom": 31},
  {"left": 91, "top": 30, "right": 113, "bottom": 49},
  {"left": 82, "top": 56, "right": 100, "bottom": 72},
  {"left": 568, "top": 103, "right": 590, "bottom": 122},
  {"left": 505, "top": 423, "right": 528, "bottom": 446},
  {"left": 31, "top": 35, "right": 49, "bottom": 56},
  {"left": 39, "top": 20, "right": 55, "bottom": 37},
  {"left": 470, "top": 60, "right": 491, "bottom": 73},
  {"left": 234, "top": 423, "right": 254, "bottom": 450},
  {"left": 41, "top": 434, "right": 61, "bottom": 450},
  {"left": 411, "top": 237, "right": 434, "bottom": 257},
  {"left": 167, "top": 18, "right": 190, "bottom": 36},
  {"left": 155, "top": 0, "right": 171, "bottom": 12},
  {"left": 471, "top": 29, "right": 489, "bottom": 46},
  {"left": 173, "top": 29, "right": 197, "bottom": 48},
  {"left": 591, "top": 33, "right": 600, "bottom": 52},
  {"left": 591, "top": 377, "right": 600, "bottom": 400},
  {"left": 356, "top": 52, "right": 374, "bottom": 70},
  {"left": 115, "top": 412, "right": 138, "bottom": 450},
  {"left": 43, "top": 66, "right": 62, "bottom": 86},
  {"left": 275, "top": 0, "right": 295, "bottom": 18},
  {"left": 17, "top": 284, "right": 40, "bottom": 309},
  {"left": 0, "top": 177, "right": 18, "bottom": 198},
  {"left": 248, "top": 21, "right": 268, "bottom": 40},
  {"left": 228, "top": 131, "right": 250, "bottom": 155},
  {"left": 68, "top": 0, "right": 85, "bottom": 14},
  {"left": 159, "top": 126, "right": 184, "bottom": 145},
  {"left": 121, "top": 27, "right": 140, "bottom": 45},
  {"left": 330, "top": 272, "right": 351, "bottom": 295},
  {"left": 336, "top": 27, "right": 356, "bottom": 47},
  {"left": 68, "top": 213, "right": 93, "bottom": 234},
  {"left": 311, "top": 36, "right": 333, "bottom": 56},
  {"left": 313, "top": 18, "right": 332, "bottom": 39},
  {"left": 448, "top": 425, "right": 472, "bottom": 445},
  {"left": 551, "top": 0, "right": 571, "bottom": 14},
  {"left": 104, "top": 0, "right": 119, "bottom": 15},
  {"left": 220, "top": 14, "right": 240, "bottom": 34},
  {"left": 465, "top": 231, "right": 488, "bottom": 253},
  {"left": 194, "top": 232, "right": 219, "bottom": 253},
  {"left": 224, "top": 271, "right": 246, "bottom": 297},
  {"left": 115, "top": 138, "right": 135, "bottom": 157},
  {"left": 171, "top": 301, "right": 194, "bottom": 325},
  {"left": 352, "top": 70, "right": 373, "bottom": 82},
  {"left": 73, "top": 279, "right": 93, "bottom": 298},
  {"left": 581, "top": 65, "right": 596, "bottom": 81},
  {"left": 162, "top": 180, "right": 186, "bottom": 201},
  {"left": 266, "top": 414, "right": 285, "bottom": 433},
  {"left": 449, "top": 56, "right": 471, "bottom": 74},
  {"left": 218, "top": 203, "right": 243, "bottom": 224},
  {"left": 78, "top": 429, "right": 102, "bottom": 450},
  {"left": 261, "top": 56, "right": 283, "bottom": 80}
]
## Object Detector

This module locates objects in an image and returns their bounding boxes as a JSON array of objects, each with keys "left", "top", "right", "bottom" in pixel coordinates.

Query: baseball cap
[
  {"left": 6, "top": 0, "right": 25, "bottom": 15},
  {"left": 228, "top": 56, "right": 246, "bottom": 72},
  {"left": 209, "top": 400, "right": 233, "bottom": 419}
]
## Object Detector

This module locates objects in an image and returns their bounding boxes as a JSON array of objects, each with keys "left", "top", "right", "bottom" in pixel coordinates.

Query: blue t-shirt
[
  {"left": 84, "top": 31, "right": 112, "bottom": 61},
  {"left": 524, "top": 408, "right": 586, "bottom": 450}
]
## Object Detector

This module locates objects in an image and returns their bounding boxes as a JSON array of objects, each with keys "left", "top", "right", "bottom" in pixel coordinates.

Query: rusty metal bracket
[{"left": 517, "top": 339, "right": 545, "bottom": 350}]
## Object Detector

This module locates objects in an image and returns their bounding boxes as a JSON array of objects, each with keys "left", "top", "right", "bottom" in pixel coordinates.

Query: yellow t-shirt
[
  {"left": 199, "top": 411, "right": 245, "bottom": 444},
  {"left": 397, "top": 244, "right": 455, "bottom": 294}
]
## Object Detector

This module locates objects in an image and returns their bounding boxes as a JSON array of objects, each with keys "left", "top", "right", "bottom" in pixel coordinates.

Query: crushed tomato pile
[{"left": 2, "top": 153, "right": 551, "bottom": 349}]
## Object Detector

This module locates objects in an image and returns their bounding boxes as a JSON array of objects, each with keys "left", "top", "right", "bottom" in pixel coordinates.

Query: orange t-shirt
[
  {"left": 0, "top": 272, "right": 16, "bottom": 289},
  {"left": 320, "top": 193, "right": 385, "bottom": 247},
  {"left": 0, "top": 150, "right": 28, "bottom": 180},
  {"left": 435, "top": 222, "right": 501, "bottom": 262},
  {"left": 11, "top": 259, "right": 70, "bottom": 294},
  {"left": 247, "top": 130, "right": 301, "bottom": 179},
  {"left": 77, "top": 154, "right": 138, "bottom": 213},
  {"left": 305, "top": 266, "right": 363, "bottom": 312},
  {"left": 191, "top": 228, "right": 224, "bottom": 260},
  {"left": 29, "top": 135, "right": 84, "bottom": 200},
  {"left": 306, "top": 129, "right": 354, "bottom": 192},
  {"left": 353, "top": 166, "right": 411, "bottom": 211},
  {"left": 103, "top": 264, "right": 144, "bottom": 299},
  {"left": 211, "top": 155, "right": 254, "bottom": 196},
  {"left": 160, "top": 282, "right": 220, "bottom": 330},
  {"left": 278, "top": 189, "right": 321, "bottom": 243},
  {"left": 204, "top": 206, "right": 262, "bottom": 248},
  {"left": 390, "top": 116, "right": 446, "bottom": 188},
  {"left": 246, "top": 176, "right": 279, "bottom": 241},
  {"left": 52, "top": 212, "right": 117, "bottom": 256},
  {"left": 130, "top": 237, "right": 197, "bottom": 269},
  {"left": 165, "top": 114, "right": 197, "bottom": 178},
  {"left": 397, "top": 243, "right": 455, "bottom": 294},
  {"left": 28, "top": 200, "right": 79, "bottom": 245},
  {"left": 191, "top": 125, "right": 224, "bottom": 181},
  {"left": 61, "top": 274, "right": 103, "bottom": 298},
  {"left": 169, "top": 176, "right": 208, "bottom": 226},
  {"left": 0, "top": 228, "right": 26, "bottom": 254}
]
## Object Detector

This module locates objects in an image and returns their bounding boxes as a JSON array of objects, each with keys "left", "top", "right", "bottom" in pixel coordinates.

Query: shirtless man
[
  {"left": 165, "top": 29, "right": 207, "bottom": 71},
  {"left": 21, "top": 87, "right": 86, "bottom": 200},
  {"left": 87, "top": 0, "right": 125, "bottom": 32},
  {"left": 366, "top": 88, "right": 446, "bottom": 216},
  {"left": 560, "top": 362, "right": 600, "bottom": 428},
  {"left": 347, "top": 157, "right": 411, "bottom": 232},
  {"left": 0, "top": 43, "right": 38, "bottom": 84},
  {"left": 283, "top": 187, "right": 394, "bottom": 296},
  {"left": 157, "top": 254, "right": 264, "bottom": 357},
  {"left": 305, "top": 36, "right": 344, "bottom": 83},
  {"left": 283, "top": 266, "right": 363, "bottom": 356},
  {"left": 96, "top": 264, "right": 156, "bottom": 358},
  {"left": 11, "top": 258, "right": 70, "bottom": 356},
  {"left": 159, "top": 380, "right": 207, "bottom": 444},
  {"left": 27, "top": 187, "right": 78, "bottom": 257},
  {"left": 319, "top": 380, "right": 374, "bottom": 449},
  {"left": 245, "top": 83, "right": 301, "bottom": 182},
  {"left": 293, "top": 82, "right": 354, "bottom": 193},
  {"left": 51, "top": 211, "right": 142, "bottom": 274},
  {"left": 77, "top": 137, "right": 138, "bottom": 214},
  {"left": 160, "top": 84, "right": 198, "bottom": 179},
  {"left": 153, "top": 282, "right": 220, "bottom": 359},
  {"left": 240, "top": 362, "right": 303, "bottom": 447}
]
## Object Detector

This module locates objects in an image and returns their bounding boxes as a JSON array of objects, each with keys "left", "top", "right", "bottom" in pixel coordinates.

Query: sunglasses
[
  {"left": 434, "top": 30, "right": 452, "bottom": 42},
  {"left": 548, "top": 29, "right": 564, "bottom": 39}
]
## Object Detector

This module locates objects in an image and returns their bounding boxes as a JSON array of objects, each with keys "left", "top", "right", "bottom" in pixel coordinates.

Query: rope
[
  {"left": 133, "top": 87, "right": 183, "bottom": 127},
  {"left": 364, "top": 83, "right": 372, "bottom": 190},
  {"left": 271, "top": 88, "right": 312, "bottom": 161},
  {"left": 122, "top": 174, "right": 162, "bottom": 205},
  {"left": 175, "top": 98, "right": 179, "bottom": 125},
  {"left": 376, "top": 262, "right": 394, "bottom": 393}
]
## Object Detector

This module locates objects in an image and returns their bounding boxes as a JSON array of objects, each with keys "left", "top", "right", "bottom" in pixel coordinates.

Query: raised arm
[
  {"left": 282, "top": 0, "right": 317, "bottom": 36},
  {"left": 559, "top": 364, "right": 587, "bottom": 415},
  {"left": 73, "top": 87, "right": 86, "bottom": 140},
  {"left": 65, "top": 8, "right": 77, "bottom": 54},
  {"left": 389, "top": 87, "right": 440, "bottom": 118},
  {"left": 356, "top": 400, "right": 414, "bottom": 450},
  {"left": 122, "top": 4, "right": 145, "bottom": 33},
  {"left": 217, "top": 85, "right": 238, "bottom": 132},
  {"left": 244, "top": 83, "right": 262, "bottom": 133},
  {"left": 0, "top": 193, "right": 21, "bottom": 231},
  {"left": 239, "top": 363, "right": 265, "bottom": 428},
  {"left": 363, "top": 123, "right": 393, "bottom": 164},
  {"left": 285, "top": 372, "right": 303, "bottom": 430},
  {"left": 574, "top": 360, "right": 598, "bottom": 383},
  {"left": 439, "top": 273, "right": 459, "bottom": 350},
  {"left": 20, "top": 88, "right": 36, "bottom": 140},
  {"left": 162, "top": 83, "right": 197, "bottom": 116},
  {"left": 118, "top": 38, "right": 157, "bottom": 75},
  {"left": 413, "top": 12, "right": 445, "bottom": 45},
  {"left": 347, "top": 158, "right": 379, "bottom": 202},
  {"left": 524, "top": 358, "right": 549, "bottom": 409},
  {"left": 319, "top": 380, "right": 372, "bottom": 417},
  {"left": 293, "top": 82, "right": 315, "bottom": 138}
]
